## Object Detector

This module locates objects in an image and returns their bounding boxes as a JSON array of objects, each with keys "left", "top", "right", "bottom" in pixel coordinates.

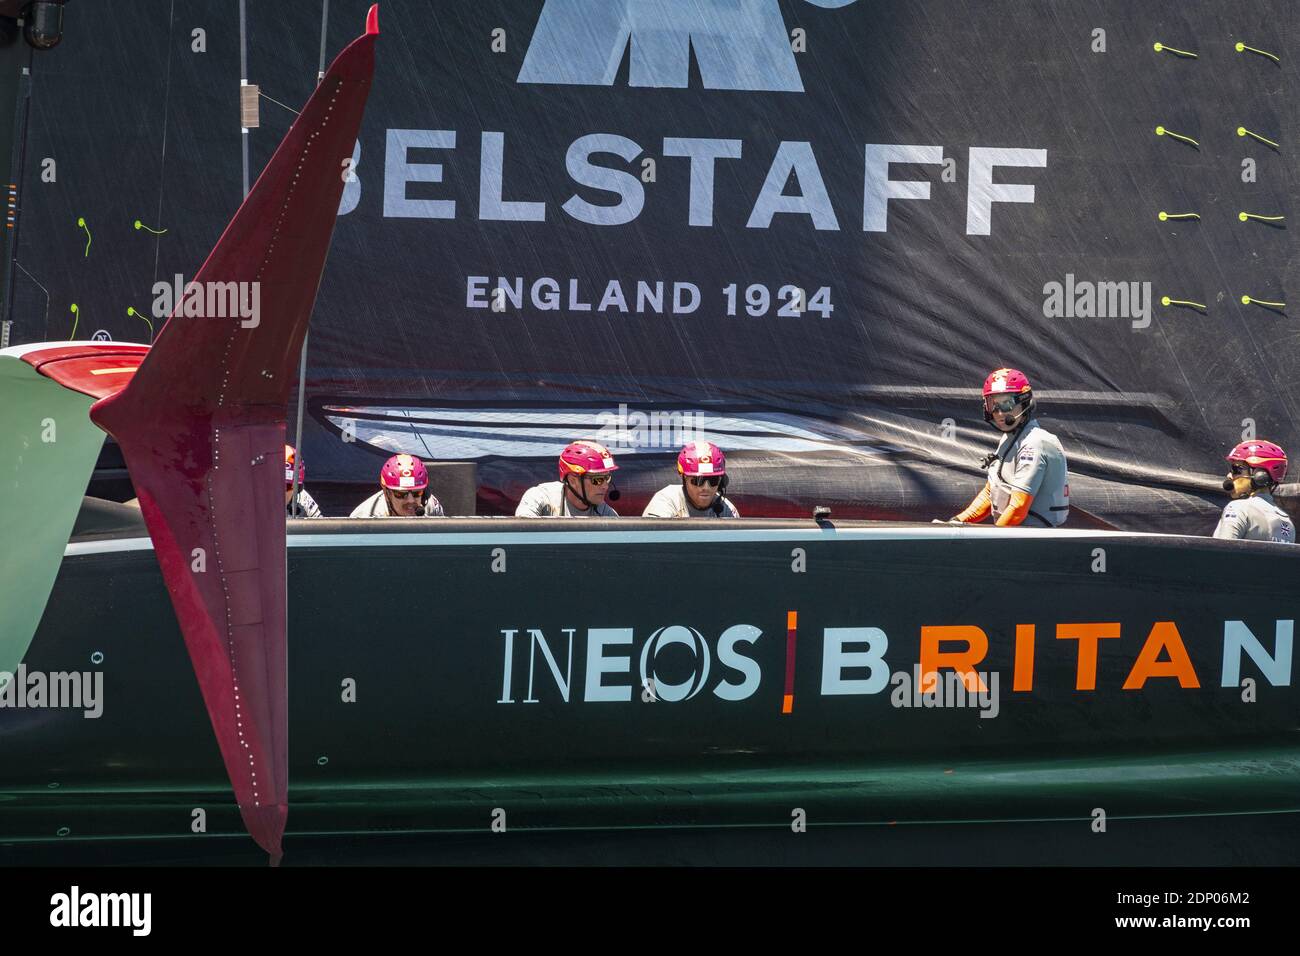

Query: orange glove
[
  {"left": 954, "top": 484, "right": 992, "bottom": 523},
  {"left": 995, "top": 489, "right": 1034, "bottom": 526}
]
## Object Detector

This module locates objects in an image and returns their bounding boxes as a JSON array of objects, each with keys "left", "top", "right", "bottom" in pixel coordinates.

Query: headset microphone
[{"left": 1224, "top": 468, "right": 1275, "bottom": 495}]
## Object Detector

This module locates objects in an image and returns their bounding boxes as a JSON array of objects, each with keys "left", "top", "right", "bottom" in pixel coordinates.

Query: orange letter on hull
[
  {"left": 1123, "top": 621, "right": 1201, "bottom": 689},
  {"left": 919, "top": 626, "right": 988, "bottom": 693},
  {"left": 1013, "top": 624, "right": 1035, "bottom": 691},
  {"left": 1056, "top": 622, "right": 1121, "bottom": 690}
]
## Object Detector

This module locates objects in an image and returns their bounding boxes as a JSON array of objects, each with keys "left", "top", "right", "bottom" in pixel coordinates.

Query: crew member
[
  {"left": 643, "top": 440, "right": 739, "bottom": 518},
  {"left": 285, "top": 444, "right": 322, "bottom": 517},
  {"left": 350, "top": 453, "right": 446, "bottom": 517},
  {"left": 516, "top": 440, "right": 620, "bottom": 517},
  {"left": 950, "top": 368, "right": 1070, "bottom": 527},
  {"left": 1213, "top": 440, "right": 1294, "bottom": 543}
]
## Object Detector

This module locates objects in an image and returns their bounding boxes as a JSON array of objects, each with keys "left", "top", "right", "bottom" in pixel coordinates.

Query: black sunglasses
[{"left": 688, "top": 476, "right": 721, "bottom": 487}]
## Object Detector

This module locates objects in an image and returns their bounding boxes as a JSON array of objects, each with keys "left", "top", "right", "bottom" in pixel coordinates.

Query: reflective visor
[{"left": 984, "top": 394, "right": 1021, "bottom": 415}]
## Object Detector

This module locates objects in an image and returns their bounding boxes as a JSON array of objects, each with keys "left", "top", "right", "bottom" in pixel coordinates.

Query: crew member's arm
[
  {"left": 995, "top": 489, "right": 1034, "bottom": 526},
  {"left": 514, "top": 485, "right": 551, "bottom": 517},
  {"left": 641, "top": 487, "right": 679, "bottom": 518},
  {"left": 953, "top": 484, "right": 992, "bottom": 523},
  {"left": 348, "top": 491, "right": 382, "bottom": 518},
  {"left": 1212, "top": 503, "right": 1248, "bottom": 539}
]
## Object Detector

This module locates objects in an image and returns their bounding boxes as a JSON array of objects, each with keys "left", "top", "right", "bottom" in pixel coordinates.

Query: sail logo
[{"left": 518, "top": 0, "right": 860, "bottom": 92}]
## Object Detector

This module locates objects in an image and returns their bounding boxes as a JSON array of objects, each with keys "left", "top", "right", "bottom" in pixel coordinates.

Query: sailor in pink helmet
[
  {"left": 950, "top": 368, "right": 1070, "bottom": 527},
  {"left": 1213, "top": 440, "right": 1294, "bottom": 543},
  {"left": 644, "top": 440, "right": 739, "bottom": 518},
  {"left": 516, "top": 440, "right": 620, "bottom": 517},
  {"left": 350, "top": 453, "right": 446, "bottom": 518},
  {"left": 284, "top": 444, "right": 322, "bottom": 518}
]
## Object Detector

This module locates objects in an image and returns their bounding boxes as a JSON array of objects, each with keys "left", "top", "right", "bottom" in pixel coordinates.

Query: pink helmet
[
  {"left": 983, "top": 368, "right": 1032, "bottom": 396},
  {"left": 677, "top": 440, "right": 726, "bottom": 476},
  {"left": 558, "top": 440, "right": 618, "bottom": 479},
  {"left": 982, "top": 367, "right": 1035, "bottom": 429},
  {"left": 381, "top": 453, "right": 429, "bottom": 490},
  {"left": 284, "top": 444, "right": 304, "bottom": 488},
  {"left": 1226, "top": 440, "right": 1288, "bottom": 485}
]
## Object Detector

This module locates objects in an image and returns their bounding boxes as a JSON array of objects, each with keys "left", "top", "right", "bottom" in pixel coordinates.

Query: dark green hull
[{"left": 4, "top": 518, "right": 1298, "bottom": 862}]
